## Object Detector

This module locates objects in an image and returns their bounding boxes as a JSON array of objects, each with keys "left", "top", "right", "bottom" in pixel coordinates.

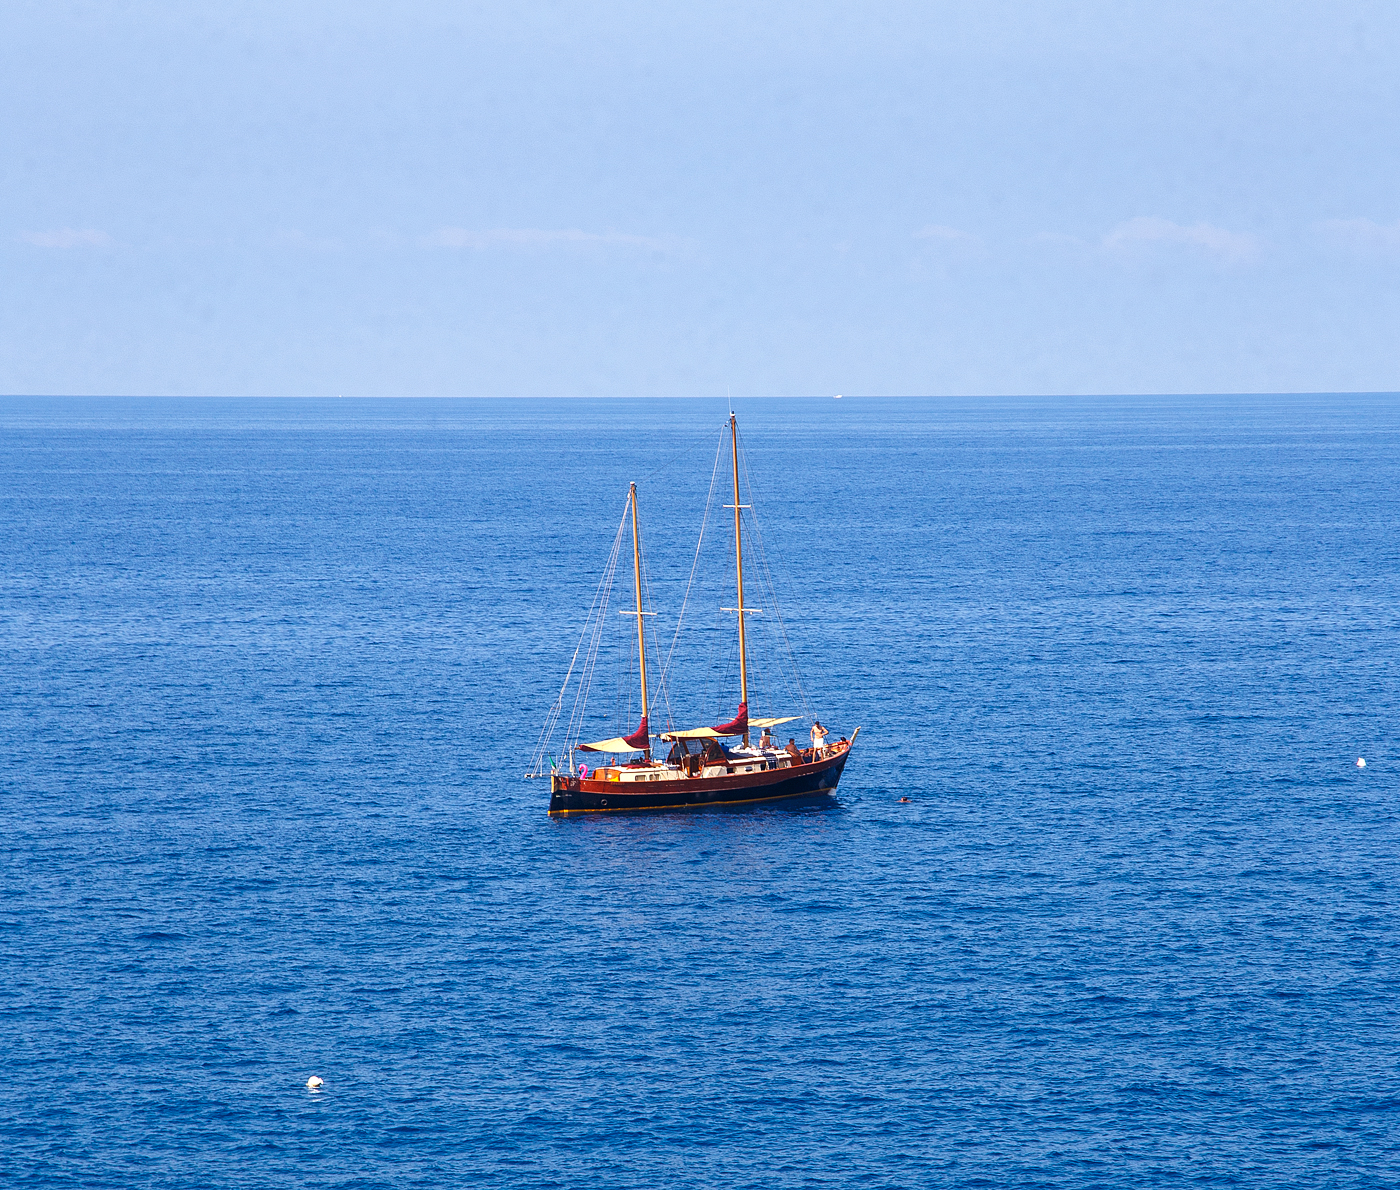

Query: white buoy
[
  {"left": 1357, "top": 758, "right": 1366, "bottom": 768},
  {"left": 306, "top": 1076, "right": 324, "bottom": 1090}
]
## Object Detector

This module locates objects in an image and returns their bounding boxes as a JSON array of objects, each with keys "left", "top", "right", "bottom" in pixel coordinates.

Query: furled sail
[{"left": 712, "top": 702, "right": 748, "bottom": 736}]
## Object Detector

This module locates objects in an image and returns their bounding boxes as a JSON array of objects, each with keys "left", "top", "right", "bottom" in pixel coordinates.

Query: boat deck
[{"left": 586, "top": 747, "right": 806, "bottom": 783}]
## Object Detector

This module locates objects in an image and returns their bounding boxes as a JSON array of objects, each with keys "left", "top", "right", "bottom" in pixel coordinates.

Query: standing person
[{"left": 810, "top": 720, "right": 829, "bottom": 756}]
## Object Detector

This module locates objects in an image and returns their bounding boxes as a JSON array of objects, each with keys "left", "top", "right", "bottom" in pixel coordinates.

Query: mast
[
  {"left": 629, "top": 482, "right": 651, "bottom": 756},
  {"left": 730, "top": 414, "right": 750, "bottom": 745}
]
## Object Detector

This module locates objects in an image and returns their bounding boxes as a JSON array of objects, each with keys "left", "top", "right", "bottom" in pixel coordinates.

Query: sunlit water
[{"left": 2, "top": 395, "right": 1396, "bottom": 1187}]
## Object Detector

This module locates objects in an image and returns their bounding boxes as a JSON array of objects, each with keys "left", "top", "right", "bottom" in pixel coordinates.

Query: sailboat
[{"left": 531, "top": 413, "right": 858, "bottom": 815}]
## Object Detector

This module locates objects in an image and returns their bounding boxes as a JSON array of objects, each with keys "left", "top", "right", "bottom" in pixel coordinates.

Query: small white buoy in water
[
  {"left": 306, "top": 1076, "right": 324, "bottom": 1091},
  {"left": 1357, "top": 758, "right": 1366, "bottom": 768}
]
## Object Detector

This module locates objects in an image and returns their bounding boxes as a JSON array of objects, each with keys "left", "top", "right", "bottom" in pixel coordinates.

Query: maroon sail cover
[
  {"left": 623, "top": 716, "right": 650, "bottom": 749},
  {"left": 712, "top": 702, "right": 748, "bottom": 736}
]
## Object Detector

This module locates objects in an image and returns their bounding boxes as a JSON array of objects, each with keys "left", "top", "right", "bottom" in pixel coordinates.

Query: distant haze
[{"left": 2, "top": 1, "right": 1397, "bottom": 396}]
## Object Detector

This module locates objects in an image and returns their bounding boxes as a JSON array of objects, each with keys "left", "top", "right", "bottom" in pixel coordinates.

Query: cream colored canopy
[
  {"left": 660, "top": 715, "right": 800, "bottom": 741},
  {"left": 577, "top": 736, "right": 648, "bottom": 753}
]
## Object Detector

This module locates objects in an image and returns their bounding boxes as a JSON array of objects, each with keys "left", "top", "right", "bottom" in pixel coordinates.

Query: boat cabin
[{"left": 583, "top": 746, "right": 801, "bottom": 783}]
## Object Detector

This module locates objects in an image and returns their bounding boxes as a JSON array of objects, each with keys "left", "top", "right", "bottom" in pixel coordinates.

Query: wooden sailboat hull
[{"left": 548, "top": 744, "right": 852, "bottom": 815}]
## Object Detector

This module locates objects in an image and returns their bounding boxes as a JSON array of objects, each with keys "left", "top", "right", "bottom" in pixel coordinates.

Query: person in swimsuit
[{"left": 810, "top": 721, "right": 829, "bottom": 755}]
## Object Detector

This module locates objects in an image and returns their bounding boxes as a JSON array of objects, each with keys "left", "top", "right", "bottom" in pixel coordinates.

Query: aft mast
[{"left": 729, "top": 414, "right": 750, "bottom": 747}]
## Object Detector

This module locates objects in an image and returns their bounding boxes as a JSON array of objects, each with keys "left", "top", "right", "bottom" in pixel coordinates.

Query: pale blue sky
[{"left": 3, "top": 1, "right": 1397, "bottom": 396}]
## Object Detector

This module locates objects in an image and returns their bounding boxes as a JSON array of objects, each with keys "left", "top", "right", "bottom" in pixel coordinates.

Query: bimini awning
[
  {"left": 661, "top": 714, "right": 800, "bottom": 741},
  {"left": 578, "top": 715, "right": 650, "bottom": 753}
]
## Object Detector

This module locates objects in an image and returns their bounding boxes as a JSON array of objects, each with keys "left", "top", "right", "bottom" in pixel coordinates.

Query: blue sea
[{"left": 2, "top": 395, "right": 1397, "bottom": 1188}]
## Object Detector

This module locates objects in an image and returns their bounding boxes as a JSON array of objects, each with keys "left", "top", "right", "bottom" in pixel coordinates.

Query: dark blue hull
[{"left": 548, "top": 746, "right": 851, "bottom": 815}]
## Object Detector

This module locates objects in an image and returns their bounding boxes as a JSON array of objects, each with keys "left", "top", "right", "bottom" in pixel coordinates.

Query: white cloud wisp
[{"left": 1103, "top": 217, "right": 1259, "bottom": 263}]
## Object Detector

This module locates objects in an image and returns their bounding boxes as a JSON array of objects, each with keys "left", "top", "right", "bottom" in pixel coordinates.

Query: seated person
[
  {"left": 760, "top": 727, "right": 774, "bottom": 749},
  {"left": 785, "top": 738, "right": 802, "bottom": 761}
]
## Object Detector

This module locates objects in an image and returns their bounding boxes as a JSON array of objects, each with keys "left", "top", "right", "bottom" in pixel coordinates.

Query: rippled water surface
[{"left": 2, "top": 395, "right": 1397, "bottom": 1187}]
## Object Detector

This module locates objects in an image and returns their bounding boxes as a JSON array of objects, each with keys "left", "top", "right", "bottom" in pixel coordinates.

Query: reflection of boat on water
[{"left": 529, "top": 414, "right": 858, "bottom": 815}]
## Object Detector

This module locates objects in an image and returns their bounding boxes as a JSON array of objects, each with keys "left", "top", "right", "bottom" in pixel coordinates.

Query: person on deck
[
  {"left": 810, "top": 721, "right": 829, "bottom": 755},
  {"left": 759, "top": 727, "right": 774, "bottom": 749},
  {"left": 785, "top": 738, "right": 802, "bottom": 761}
]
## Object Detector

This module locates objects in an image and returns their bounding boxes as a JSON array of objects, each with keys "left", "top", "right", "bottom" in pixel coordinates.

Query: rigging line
[
  {"left": 634, "top": 539, "right": 671, "bottom": 731},
  {"left": 754, "top": 513, "right": 813, "bottom": 721},
  {"left": 691, "top": 620, "right": 724, "bottom": 721},
  {"left": 534, "top": 521, "right": 623, "bottom": 774},
  {"left": 634, "top": 424, "right": 715, "bottom": 488},
  {"left": 658, "top": 424, "right": 726, "bottom": 687},
  {"left": 529, "top": 500, "right": 630, "bottom": 773},
  {"left": 746, "top": 510, "right": 810, "bottom": 717},
  {"left": 564, "top": 495, "right": 630, "bottom": 752},
  {"left": 737, "top": 426, "right": 814, "bottom": 720},
  {"left": 619, "top": 603, "right": 637, "bottom": 730},
  {"left": 570, "top": 552, "right": 617, "bottom": 747},
  {"left": 565, "top": 536, "right": 619, "bottom": 750},
  {"left": 639, "top": 543, "right": 676, "bottom": 730}
]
